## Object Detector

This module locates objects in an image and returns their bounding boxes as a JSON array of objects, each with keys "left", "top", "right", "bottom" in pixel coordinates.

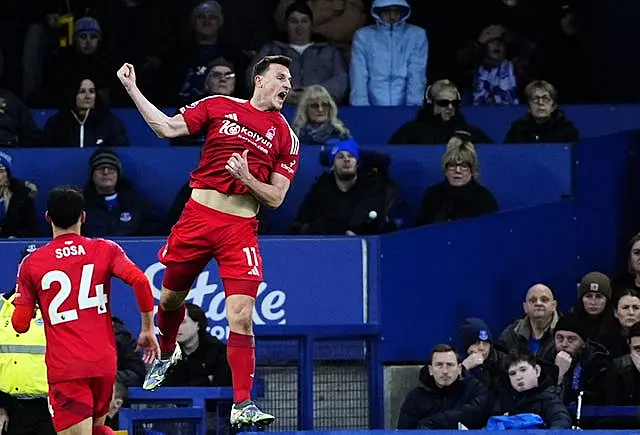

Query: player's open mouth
[{"left": 277, "top": 91, "right": 288, "bottom": 101}]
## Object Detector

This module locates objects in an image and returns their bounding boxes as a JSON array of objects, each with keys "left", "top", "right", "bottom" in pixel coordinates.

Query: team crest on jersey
[{"left": 266, "top": 126, "right": 276, "bottom": 140}]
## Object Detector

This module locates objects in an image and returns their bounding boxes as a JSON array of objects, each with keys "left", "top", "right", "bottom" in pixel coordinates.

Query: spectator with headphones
[{"left": 388, "top": 80, "right": 491, "bottom": 145}]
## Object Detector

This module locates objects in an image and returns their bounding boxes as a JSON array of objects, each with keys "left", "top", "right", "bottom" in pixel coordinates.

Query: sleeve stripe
[{"left": 280, "top": 113, "right": 300, "bottom": 155}]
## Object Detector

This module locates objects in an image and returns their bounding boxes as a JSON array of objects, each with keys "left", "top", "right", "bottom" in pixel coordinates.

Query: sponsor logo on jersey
[
  {"left": 219, "top": 119, "right": 274, "bottom": 154},
  {"left": 280, "top": 160, "right": 296, "bottom": 174}
]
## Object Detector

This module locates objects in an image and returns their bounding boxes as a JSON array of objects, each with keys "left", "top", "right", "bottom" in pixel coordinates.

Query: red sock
[
  {"left": 92, "top": 425, "right": 115, "bottom": 435},
  {"left": 158, "top": 304, "right": 185, "bottom": 354},
  {"left": 227, "top": 331, "right": 255, "bottom": 403}
]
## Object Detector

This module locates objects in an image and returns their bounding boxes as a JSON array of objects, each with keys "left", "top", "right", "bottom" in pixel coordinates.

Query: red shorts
[
  {"left": 159, "top": 198, "right": 263, "bottom": 287},
  {"left": 48, "top": 376, "right": 114, "bottom": 432}
]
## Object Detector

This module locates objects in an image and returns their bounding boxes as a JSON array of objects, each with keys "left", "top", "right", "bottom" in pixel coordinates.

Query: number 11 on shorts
[{"left": 242, "top": 247, "right": 259, "bottom": 266}]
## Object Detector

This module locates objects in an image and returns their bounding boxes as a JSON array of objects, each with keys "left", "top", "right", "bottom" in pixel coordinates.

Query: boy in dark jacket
[{"left": 492, "top": 350, "right": 571, "bottom": 429}]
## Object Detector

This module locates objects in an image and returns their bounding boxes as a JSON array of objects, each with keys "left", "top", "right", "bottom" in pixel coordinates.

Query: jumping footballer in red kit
[
  {"left": 117, "top": 55, "right": 299, "bottom": 427},
  {"left": 11, "top": 186, "right": 161, "bottom": 435}
]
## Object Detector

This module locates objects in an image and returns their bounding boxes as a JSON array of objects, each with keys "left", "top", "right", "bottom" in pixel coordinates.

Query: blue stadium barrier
[
  {"left": 30, "top": 104, "right": 640, "bottom": 145},
  {"left": 578, "top": 406, "right": 639, "bottom": 418},
  {"left": 253, "top": 324, "right": 383, "bottom": 430},
  {"left": 126, "top": 327, "right": 381, "bottom": 432},
  {"left": 0, "top": 143, "right": 572, "bottom": 234},
  {"left": 127, "top": 384, "right": 264, "bottom": 435},
  {"left": 0, "top": 237, "right": 369, "bottom": 340},
  {"left": 118, "top": 407, "right": 203, "bottom": 434},
  {"left": 0, "top": 132, "right": 635, "bottom": 363},
  {"left": 372, "top": 131, "right": 635, "bottom": 362}
]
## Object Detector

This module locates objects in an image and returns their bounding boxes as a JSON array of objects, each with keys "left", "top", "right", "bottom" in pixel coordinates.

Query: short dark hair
[
  {"left": 47, "top": 186, "right": 84, "bottom": 229},
  {"left": 504, "top": 349, "right": 537, "bottom": 370},
  {"left": 429, "top": 343, "right": 458, "bottom": 363},
  {"left": 252, "top": 55, "right": 292, "bottom": 78}
]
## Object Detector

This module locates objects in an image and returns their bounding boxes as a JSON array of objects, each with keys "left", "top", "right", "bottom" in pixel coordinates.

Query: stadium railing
[
  {"left": 119, "top": 324, "right": 382, "bottom": 434},
  {"left": 125, "top": 385, "right": 262, "bottom": 434},
  {"left": 118, "top": 407, "right": 204, "bottom": 434}
]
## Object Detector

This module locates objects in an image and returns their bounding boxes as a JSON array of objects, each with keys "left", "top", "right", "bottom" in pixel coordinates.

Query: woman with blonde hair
[
  {"left": 414, "top": 136, "right": 499, "bottom": 226},
  {"left": 292, "top": 85, "right": 351, "bottom": 145}
]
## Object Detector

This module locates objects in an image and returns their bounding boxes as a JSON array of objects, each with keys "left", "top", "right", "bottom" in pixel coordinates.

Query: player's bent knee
[
  {"left": 223, "top": 280, "right": 259, "bottom": 332},
  {"left": 226, "top": 294, "right": 254, "bottom": 333},
  {"left": 159, "top": 288, "right": 188, "bottom": 311}
]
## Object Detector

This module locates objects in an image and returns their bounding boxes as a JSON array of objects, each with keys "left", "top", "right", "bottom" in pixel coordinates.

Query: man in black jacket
[
  {"left": 397, "top": 344, "right": 490, "bottom": 430},
  {"left": 552, "top": 313, "right": 610, "bottom": 407},
  {"left": 457, "top": 318, "right": 505, "bottom": 395},
  {"left": 289, "top": 139, "right": 397, "bottom": 235},
  {"left": 163, "top": 303, "right": 231, "bottom": 387}
]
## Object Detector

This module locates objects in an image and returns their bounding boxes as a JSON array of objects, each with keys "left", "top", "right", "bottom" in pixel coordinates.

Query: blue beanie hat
[
  {"left": 0, "top": 151, "right": 12, "bottom": 173},
  {"left": 74, "top": 17, "right": 101, "bottom": 38},
  {"left": 458, "top": 317, "right": 492, "bottom": 353},
  {"left": 329, "top": 138, "right": 359, "bottom": 164}
]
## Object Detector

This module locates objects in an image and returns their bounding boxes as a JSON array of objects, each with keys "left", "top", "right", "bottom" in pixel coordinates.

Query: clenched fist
[
  {"left": 117, "top": 63, "right": 137, "bottom": 91},
  {"left": 555, "top": 351, "right": 573, "bottom": 380}
]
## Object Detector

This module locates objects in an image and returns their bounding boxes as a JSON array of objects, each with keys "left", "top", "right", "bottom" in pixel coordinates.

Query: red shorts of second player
[
  {"left": 159, "top": 198, "right": 263, "bottom": 286},
  {"left": 48, "top": 376, "right": 114, "bottom": 432}
]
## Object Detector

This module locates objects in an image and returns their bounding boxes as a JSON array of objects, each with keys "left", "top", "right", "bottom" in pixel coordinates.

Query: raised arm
[{"left": 117, "top": 63, "right": 190, "bottom": 139}]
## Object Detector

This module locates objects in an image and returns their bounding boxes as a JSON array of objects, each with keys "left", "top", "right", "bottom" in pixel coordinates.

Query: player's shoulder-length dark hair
[{"left": 252, "top": 55, "right": 292, "bottom": 78}]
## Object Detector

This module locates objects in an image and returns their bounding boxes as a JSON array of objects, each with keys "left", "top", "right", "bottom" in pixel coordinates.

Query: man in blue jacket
[{"left": 350, "top": 0, "right": 428, "bottom": 106}]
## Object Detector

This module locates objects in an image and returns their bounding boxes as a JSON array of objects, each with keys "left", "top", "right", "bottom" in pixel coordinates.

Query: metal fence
[{"left": 121, "top": 324, "right": 383, "bottom": 434}]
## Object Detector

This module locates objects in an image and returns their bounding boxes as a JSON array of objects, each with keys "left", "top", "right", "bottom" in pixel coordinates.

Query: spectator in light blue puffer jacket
[{"left": 349, "top": 0, "right": 428, "bottom": 107}]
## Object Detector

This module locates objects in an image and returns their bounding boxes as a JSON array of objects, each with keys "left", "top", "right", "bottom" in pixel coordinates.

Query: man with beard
[{"left": 288, "top": 138, "right": 397, "bottom": 235}]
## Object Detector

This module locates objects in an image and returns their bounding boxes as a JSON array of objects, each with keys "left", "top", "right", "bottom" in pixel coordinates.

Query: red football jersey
[
  {"left": 179, "top": 95, "right": 300, "bottom": 195},
  {"left": 14, "top": 234, "right": 138, "bottom": 384}
]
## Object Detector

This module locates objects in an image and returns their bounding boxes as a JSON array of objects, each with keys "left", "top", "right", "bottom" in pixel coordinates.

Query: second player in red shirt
[{"left": 12, "top": 186, "right": 160, "bottom": 434}]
